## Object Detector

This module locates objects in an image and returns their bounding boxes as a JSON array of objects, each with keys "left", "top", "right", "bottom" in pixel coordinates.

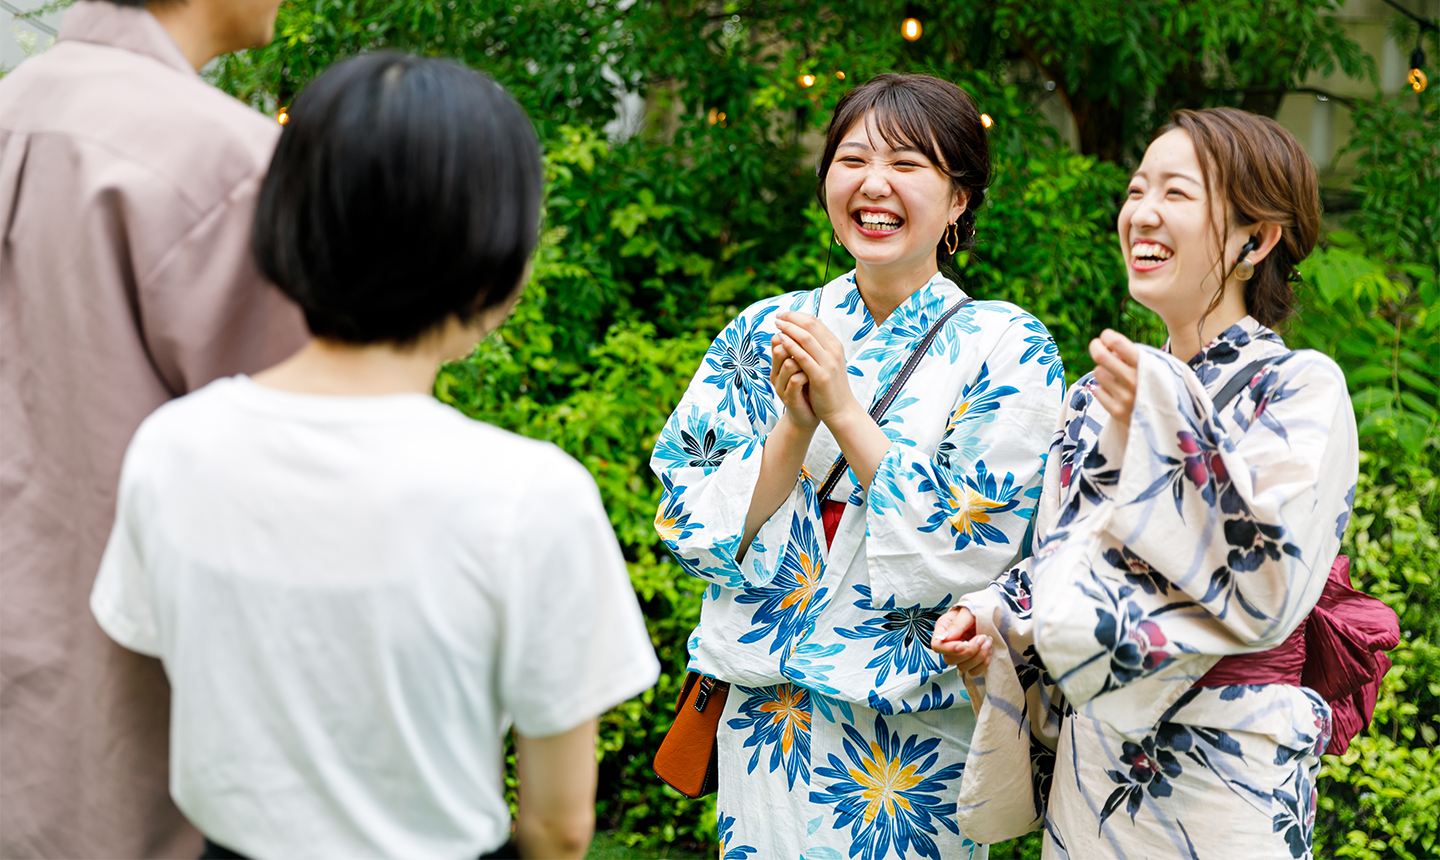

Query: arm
[
  {"left": 1032, "top": 346, "right": 1359, "bottom": 707},
  {"left": 651, "top": 297, "right": 821, "bottom": 589},
  {"left": 738, "top": 328, "right": 821, "bottom": 554},
  {"left": 513, "top": 719, "right": 599, "bottom": 860},
  {"left": 773, "top": 312, "right": 891, "bottom": 489},
  {"left": 860, "top": 314, "right": 1065, "bottom": 606}
]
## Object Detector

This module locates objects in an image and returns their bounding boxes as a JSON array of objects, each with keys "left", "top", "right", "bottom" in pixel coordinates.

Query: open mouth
[
  {"left": 1131, "top": 240, "right": 1174, "bottom": 271},
  {"left": 852, "top": 209, "right": 903, "bottom": 237}
]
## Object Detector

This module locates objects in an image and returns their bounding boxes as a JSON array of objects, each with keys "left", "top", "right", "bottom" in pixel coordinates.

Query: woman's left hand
[
  {"left": 773, "top": 312, "right": 860, "bottom": 425},
  {"left": 1089, "top": 329, "right": 1140, "bottom": 431}
]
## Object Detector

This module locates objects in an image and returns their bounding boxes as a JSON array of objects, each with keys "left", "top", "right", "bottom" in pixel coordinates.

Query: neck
[
  {"left": 251, "top": 338, "right": 444, "bottom": 397},
  {"left": 853, "top": 257, "right": 940, "bottom": 326},
  {"left": 1166, "top": 289, "right": 1249, "bottom": 363},
  {"left": 146, "top": 1, "right": 225, "bottom": 70}
]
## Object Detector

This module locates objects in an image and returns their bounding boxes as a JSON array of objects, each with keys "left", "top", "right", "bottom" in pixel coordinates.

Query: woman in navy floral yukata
[
  {"left": 930, "top": 108, "right": 1394, "bottom": 860},
  {"left": 651, "top": 75, "right": 1064, "bottom": 860}
]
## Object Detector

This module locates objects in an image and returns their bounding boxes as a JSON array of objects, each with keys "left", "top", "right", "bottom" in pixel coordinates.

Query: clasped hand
[
  {"left": 769, "top": 312, "right": 860, "bottom": 432},
  {"left": 928, "top": 607, "right": 993, "bottom": 675}
]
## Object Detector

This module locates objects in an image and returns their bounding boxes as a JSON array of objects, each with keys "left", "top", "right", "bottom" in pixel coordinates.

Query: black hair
[
  {"left": 817, "top": 74, "right": 990, "bottom": 266},
  {"left": 253, "top": 52, "right": 543, "bottom": 345}
]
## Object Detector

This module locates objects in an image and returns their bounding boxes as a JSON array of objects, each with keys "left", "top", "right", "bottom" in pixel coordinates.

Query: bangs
[{"left": 854, "top": 86, "right": 948, "bottom": 171}]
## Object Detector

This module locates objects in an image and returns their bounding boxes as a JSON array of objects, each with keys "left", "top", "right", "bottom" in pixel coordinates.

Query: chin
[{"left": 1125, "top": 277, "right": 1167, "bottom": 316}]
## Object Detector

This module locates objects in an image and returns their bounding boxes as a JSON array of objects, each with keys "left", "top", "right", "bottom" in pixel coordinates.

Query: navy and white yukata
[{"left": 953, "top": 317, "right": 1358, "bottom": 860}]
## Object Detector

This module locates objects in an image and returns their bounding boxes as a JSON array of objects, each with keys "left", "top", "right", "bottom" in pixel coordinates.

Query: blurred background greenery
[{"left": 11, "top": 0, "right": 1435, "bottom": 856}]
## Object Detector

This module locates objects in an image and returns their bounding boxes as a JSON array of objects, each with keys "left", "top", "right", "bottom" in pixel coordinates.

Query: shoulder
[
  {"left": 957, "top": 299, "right": 1057, "bottom": 350},
  {"left": 1255, "top": 348, "right": 1351, "bottom": 408},
  {"left": 0, "top": 41, "right": 278, "bottom": 214},
  {"left": 429, "top": 409, "right": 600, "bottom": 500},
  {"left": 965, "top": 299, "right": 1048, "bottom": 331}
]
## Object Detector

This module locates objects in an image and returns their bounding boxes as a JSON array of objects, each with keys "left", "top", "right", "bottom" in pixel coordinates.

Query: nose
[
  {"left": 1129, "top": 191, "right": 1162, "bottom": 231},
  {"left": 859, "top": 164, "right": 892, "bottom": 199}
]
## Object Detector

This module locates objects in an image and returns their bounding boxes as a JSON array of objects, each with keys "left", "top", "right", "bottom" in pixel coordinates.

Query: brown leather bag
[{"left": 652, "top": 672, "right": 729, "bottom": 797}]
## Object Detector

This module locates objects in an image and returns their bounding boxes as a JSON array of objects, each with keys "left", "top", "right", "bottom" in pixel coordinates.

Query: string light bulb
[
  {"left": 799, "top": 74, "right": 816, "bottom": 88},
  {"left": 835, "top": 71, "right": 846, "bottom": 80},
  {"left": 902, "top": 18, "right": 922, "bottom": 41},
  {"left": 980, "top": 113, "right": 994, "bottom": 129},
  {"left": 276, "top": 106, "right": 289, "bottom": 125},
  {"left": 1410, "top": 47, "right": 1428, "bottom": 93},
  {"left": 707, "top": 108, "right": 728, "bottom": 125}
]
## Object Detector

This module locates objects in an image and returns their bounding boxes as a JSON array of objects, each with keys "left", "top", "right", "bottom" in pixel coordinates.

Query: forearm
[
  {"left": 513, "top": 719, "right": 599, "bottom": 860},
  {"left": 740, "top": 413, "right": 815, "bottom": 555},
  {"left": 825, "top": 404, "right": 892, "bottom": 491}
]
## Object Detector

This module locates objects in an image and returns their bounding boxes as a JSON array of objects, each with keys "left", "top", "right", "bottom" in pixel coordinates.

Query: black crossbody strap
[
  {"left": 817, "top": 297, "right": 974, "bottom": 503},
  {"left": 1210, "top": 354, "right": 1289, "bottom": 410}
]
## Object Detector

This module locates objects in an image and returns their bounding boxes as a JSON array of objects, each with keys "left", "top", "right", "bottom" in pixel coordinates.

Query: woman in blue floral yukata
[
  {"left": 930, "top": 108, "right": 1386, "bottom": 860},
  {"left": 650, "top": 75, "right": 1065, "bottom": 860}
]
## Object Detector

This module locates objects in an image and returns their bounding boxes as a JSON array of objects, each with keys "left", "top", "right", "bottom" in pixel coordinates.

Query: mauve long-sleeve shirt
[{"left": 0, "top": 4, "right": 307, "bottom": 856}]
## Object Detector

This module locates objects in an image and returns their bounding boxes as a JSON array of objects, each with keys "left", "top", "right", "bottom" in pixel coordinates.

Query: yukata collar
[
  {"left": 827, "top": 269, "right": 962, "bottom": 327},
  {"left": 1171, "top": 315, "right": 1286, "bottom": 388}
]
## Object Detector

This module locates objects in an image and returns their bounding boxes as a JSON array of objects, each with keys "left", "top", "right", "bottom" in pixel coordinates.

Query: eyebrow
[
  {"left": 1132, "top": 169, "right": 1203, "bottom": 185},
  {"left": 837, "top": 141, "right": 929, "bottom": 157}
]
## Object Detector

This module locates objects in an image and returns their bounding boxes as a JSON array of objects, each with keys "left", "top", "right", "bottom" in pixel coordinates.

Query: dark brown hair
[
  {"left": 1164, "top": 108, "right": 1320, "bottom": 329},
  {"left": 816, "top": 74, "right": 990, "bottom": 267}
]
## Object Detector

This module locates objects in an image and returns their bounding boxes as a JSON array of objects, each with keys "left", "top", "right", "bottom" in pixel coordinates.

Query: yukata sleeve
[
  {"left": 947, "top": 413, "right": 1071, "bottom": 843},
  {"left": 650, "top": 301, "right": 808, "bottom": 590},
  {"left": 863, "top": 314, "right": 1064, "bottom": 608},
  {"left": 1037, "top": 348, "right": 1359, "bottom": 704}
]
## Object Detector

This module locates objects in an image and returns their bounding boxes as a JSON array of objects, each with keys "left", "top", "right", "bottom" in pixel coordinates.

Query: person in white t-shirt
[{"left": 89, "top": 51, "right": 660, "bottom": 860}]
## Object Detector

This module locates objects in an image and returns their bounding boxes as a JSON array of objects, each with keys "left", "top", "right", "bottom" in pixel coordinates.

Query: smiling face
[
  {"left": 825, "top": 113, "right": 966, "bottom": 286},
  {"left": 1119, "top": 128, "right": 1256, "bottom": 331}
]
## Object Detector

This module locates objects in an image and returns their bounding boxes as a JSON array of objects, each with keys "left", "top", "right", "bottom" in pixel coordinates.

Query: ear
[
  {"left": 1245, "top": 222, "right": 1285, "bottom": 264},
  {"left": 949, "top": 187, "right": 970, "bottom": 225}
]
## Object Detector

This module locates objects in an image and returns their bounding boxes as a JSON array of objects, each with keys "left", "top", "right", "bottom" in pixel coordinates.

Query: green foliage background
[{"left": 212, "top": 2, "right": 1438, "bottom": 856}]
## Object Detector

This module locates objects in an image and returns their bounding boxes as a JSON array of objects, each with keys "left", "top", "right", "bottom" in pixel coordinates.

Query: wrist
[
  {"left": 824, "top": 398, "right": 871, "bottom": 438},
  {"left": 778, "top": 410, "right": 819, "bottom": 438}
]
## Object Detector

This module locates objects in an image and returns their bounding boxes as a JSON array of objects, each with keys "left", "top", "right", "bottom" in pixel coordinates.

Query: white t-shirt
[{"left": 91, "top": 377, "right": 660, "bottom": 860}]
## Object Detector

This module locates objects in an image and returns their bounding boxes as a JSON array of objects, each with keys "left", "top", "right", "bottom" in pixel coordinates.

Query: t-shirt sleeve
[
  {"left": 498, "top": 449, "right": 661, "bottom": 738},
  {"left": 90, "top": 436, "right": 163, "bottom": 658}
]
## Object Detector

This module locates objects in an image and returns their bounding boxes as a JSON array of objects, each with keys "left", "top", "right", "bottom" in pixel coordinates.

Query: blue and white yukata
[
  {"left": 952, "top": 317, "right": 1359, "bottom": 860},
  {"left": 651, "top": 272, "right": 1065, "bottom": 860}
]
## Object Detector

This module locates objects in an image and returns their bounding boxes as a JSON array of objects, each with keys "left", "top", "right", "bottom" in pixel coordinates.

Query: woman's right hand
[
  {"left": 929, "top": 606, "right": 993, "bottom": 675},
  {"left": 771, "top": 337, "right": 819, "bottom": 431}
]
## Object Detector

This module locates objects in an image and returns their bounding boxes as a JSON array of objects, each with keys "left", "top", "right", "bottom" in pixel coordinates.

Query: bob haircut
[
  {"left": 1163, "top": 107, "right": 1319, "bottom": 330},
  {"left": 816, "top": 74, "right": 990, "bottom": 266},
  {"left": 253, "top": 52, "right": 543, "bottom": 345}
]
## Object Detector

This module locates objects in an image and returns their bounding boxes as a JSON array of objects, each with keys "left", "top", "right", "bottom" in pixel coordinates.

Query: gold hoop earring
[
  {"left": 945, "top": 222, "right": 960, "bottom": 256},
  {"left": 833, "top": 231, "right": 843, "bottom": 248},
  {"left": 1235, "top": 256, "right": 1255, "bottom": 281}
]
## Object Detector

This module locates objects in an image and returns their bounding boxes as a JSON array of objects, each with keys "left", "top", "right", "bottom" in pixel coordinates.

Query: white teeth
[
  {"left": 858, "top": 212, "right": 901, "bottom": 230},
  {"left": 1132, "top": 242, "right": 1173, "bottom": 260}
]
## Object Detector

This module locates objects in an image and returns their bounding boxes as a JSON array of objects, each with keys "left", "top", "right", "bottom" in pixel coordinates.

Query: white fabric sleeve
[
  {"left": 90, "top": 439, "right": 162, "bottom": 658},
  {"left": 500, "top": 449, "right": 661, "bottom": 738}
]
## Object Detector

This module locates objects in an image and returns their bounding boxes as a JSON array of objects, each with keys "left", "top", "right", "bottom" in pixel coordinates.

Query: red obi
[
  {"left": 822, "top": 500, "right": 847, "bottom": 549},
  {"left": 1196, "top": 556, "right": 1399, "bottom": 755}
]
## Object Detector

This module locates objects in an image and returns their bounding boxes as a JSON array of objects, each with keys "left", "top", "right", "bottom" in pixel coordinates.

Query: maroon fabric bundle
[{"left": 1197, "top": 556, "right": 1398, "bottom": 755}]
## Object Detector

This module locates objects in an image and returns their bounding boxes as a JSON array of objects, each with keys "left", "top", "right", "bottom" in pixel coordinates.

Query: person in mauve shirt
[{"left": 0, "top": 0, "right": 306, "bottom": 856}]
